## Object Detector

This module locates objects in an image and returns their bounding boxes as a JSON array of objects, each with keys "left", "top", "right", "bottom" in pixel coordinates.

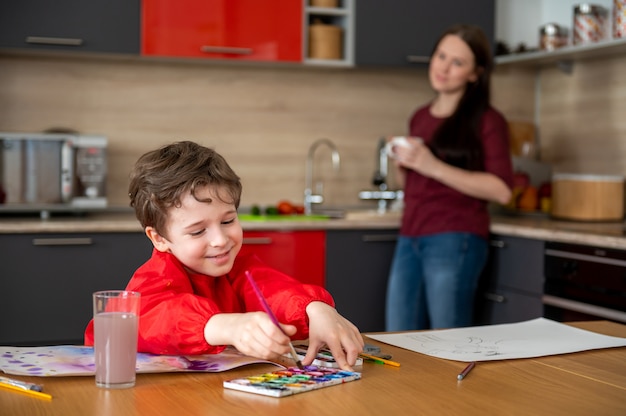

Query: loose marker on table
[
  {"left": 359, "top": 352, "right": 401, "bottom": 367},
  {"left": 245, "top": 270, "right": 304, "bottom": 370},
  {"left": 457, "top": 362, "right": 476, "bottom": 380}
]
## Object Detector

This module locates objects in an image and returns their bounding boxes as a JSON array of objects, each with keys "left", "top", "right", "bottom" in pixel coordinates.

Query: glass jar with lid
[
  {"left": 573, "top": 3, "right": 609, "bottom": 45},
  {"left": 539, "top": 23, "right": 568, "bottom": 51}
]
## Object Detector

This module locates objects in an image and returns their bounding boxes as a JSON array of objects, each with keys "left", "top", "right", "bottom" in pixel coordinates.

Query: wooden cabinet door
[
  {"left": 325, "top": 229, "right": 397, "bottom": 332},
  {"left": 355, "top": 0, "right": 495, "bottom": 66},
  {"left": 240, "top": 230, "right": 325, "bottom": 287},
  {"left": 142, "top": 0, "right": 302, "bottom": 62},
  {"left": 0, "top": 233, "right": 152, "bottom": 346},
  {"left": 0, "top": 0, "right": 140, "bottom": 54}
]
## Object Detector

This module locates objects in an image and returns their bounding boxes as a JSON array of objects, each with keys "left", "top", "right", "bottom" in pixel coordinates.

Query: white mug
[{"left": 385, "top": 136, "right": 418, "bottom": 158}]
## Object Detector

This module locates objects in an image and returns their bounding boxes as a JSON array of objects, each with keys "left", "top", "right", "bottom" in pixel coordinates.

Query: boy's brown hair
[{"left": 128, "top": 141, "right": 242, "bottom": 237}]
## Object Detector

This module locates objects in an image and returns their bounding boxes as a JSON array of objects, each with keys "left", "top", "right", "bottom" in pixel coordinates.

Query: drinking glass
[{"left": 93, "top": 290, "right": 140, "bottom": 388}]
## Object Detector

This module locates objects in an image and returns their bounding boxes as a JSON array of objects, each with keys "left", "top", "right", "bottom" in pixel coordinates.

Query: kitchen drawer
[
  {"left": 239, "top": 230, "right": 325, "bottom": 287},
  {"left": 0, "top": 232, "right": 152, "bottom": 345},
  {"left": 484, "top": 234, "right": 545, "bottom": 294},
  {"left": 474, "top": 234, "right": 545, "bottom": 325},
  {"left": 476, "top": 287, "right": 544, "bottom": 325}
]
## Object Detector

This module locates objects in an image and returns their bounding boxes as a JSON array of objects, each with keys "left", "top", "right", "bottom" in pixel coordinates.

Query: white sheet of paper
[{"left": 365, "top": 318, "right": 626, "bottom": 362}]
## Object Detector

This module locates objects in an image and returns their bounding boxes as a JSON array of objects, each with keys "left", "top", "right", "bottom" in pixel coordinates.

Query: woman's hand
[
  {"left": 303, "top": 302, "right": 364, "bottom": 371},
  {"left": 204, "top": 312, "right": 297, "bottom": 360},
  {"left": 392, "top": 137, "right": 444, "bottom": 179}
]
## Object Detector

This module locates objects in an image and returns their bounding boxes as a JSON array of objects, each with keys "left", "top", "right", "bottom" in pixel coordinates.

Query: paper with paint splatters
[
  {"left": 0, "top": 345, "right": 281, "bottom": 377},
  {"left": 224, "top": 366, "right": 362, "bottom": 397}
]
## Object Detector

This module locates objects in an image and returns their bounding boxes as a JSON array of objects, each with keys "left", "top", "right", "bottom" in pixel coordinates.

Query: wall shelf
[
  {"left": 303, "top": 0, "right": 354, "bottom": 67},
  {"left": 496, "top": 38, "right": 626, "bottom": 73}
]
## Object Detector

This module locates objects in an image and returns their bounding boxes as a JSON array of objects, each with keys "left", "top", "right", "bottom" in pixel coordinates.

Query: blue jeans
[{"left": 385, "top": 233, "right": 488, "bottom": 331}]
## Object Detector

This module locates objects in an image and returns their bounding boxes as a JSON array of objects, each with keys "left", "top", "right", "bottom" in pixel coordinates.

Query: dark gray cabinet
[
  {"left": 474, "top": 234, "right": 544, "bottom": 325},
  {"left": 326, "top": 229, "right": 397, "bottom": 332},
  {"left": 0, "top": 0, "right": 140, "bottom": 54},
  {"left": 0, "top": 232, "right": 152, "bottom": 346},
  {"left": 355, "top": 0, "right": 495, "bottom": 66}
]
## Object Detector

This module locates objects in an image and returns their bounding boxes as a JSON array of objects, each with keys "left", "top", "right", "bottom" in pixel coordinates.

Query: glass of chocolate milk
[{"left": 93, "top": 290, "right": 140, "bottom": 388}]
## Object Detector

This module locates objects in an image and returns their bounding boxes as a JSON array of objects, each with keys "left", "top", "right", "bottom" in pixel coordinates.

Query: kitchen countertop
[
  {"left": 0, "top": 210, "right": 403, "bottom": 233},
  {"left": 490, "top": 214, "right": 626, "bottom": 249},
  {"left": 0, "top": 209, "right": 625, "bottom": 249}
]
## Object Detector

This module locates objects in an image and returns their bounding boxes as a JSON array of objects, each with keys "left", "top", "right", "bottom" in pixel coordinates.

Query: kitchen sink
[{"left": 343, "top": 209, "right": 402, "bottom": 221}]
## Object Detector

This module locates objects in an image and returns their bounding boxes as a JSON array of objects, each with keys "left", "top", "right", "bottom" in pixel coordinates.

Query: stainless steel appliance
[
  {"left": 0, "top": 131, "right": 107, "bottom": 217},
  {"left": 543, "top": 241, "right": 626, "bottom": 324}
]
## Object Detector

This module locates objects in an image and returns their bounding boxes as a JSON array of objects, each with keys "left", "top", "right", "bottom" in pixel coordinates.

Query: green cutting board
[{"left": 238, "top": 214, "right": 330, "bottom": 222}]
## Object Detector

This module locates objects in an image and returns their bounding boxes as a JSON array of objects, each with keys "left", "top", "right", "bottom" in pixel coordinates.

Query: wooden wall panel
[
  {"left": 0, "top": 54, "right": 534, "bottom": 209},
  {"left": 538, "top": 54, "right": 626, "bottom": 176}
]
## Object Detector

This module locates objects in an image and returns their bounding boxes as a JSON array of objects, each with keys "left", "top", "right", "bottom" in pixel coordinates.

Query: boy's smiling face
[{"left": 146, "top": 185, "right": 243, "bottom": 276}]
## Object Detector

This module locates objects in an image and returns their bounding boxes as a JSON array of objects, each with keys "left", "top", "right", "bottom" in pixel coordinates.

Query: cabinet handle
[
  {"left": 361, "top": 234, "right": 397, "bottom": 243},
  {"left": 544, "top": 249, "right": 626, "bottom": 267},
  {"left": 243, "top": 237, "right": 273, "bottom": 245},
  {"left": 200, "top": 45, "right": 253, "bottom": 55},
  {"left": 484, "top": 292, "right": 506, "bottom": 303},
  {"left": 32, "top": 237, "right": 93, "bottom": 246},
  {"left": 26, "top": 36, "right": 84, "bottom": 46},
  {"left": 406, "top": 55, "right": 430, "bottom": 63},
  {"left": 490, "top": 240, "right": 507, "bottom": 249},
  {"left": 542, "top": 295, "right": 626, "bottom": 323}
]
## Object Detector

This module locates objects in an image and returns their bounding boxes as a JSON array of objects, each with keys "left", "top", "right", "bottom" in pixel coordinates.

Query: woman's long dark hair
[{"left": 429, "top": 24, "right": 493, "bottom": 171}]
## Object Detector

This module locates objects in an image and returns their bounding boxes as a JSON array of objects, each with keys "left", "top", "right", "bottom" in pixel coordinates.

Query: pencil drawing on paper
[
  {"left": 365, "top": 318, "right": 626, "bottom": 362},
  {"left": 405, "top": 333, "right": 509, "bottom": 357}
]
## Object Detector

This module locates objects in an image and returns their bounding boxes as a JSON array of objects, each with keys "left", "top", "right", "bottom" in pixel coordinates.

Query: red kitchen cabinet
[
  {"left": 240, "top": 230, "right": 325, "bottom": 287},
  {"left": 141, "top": 0, "right": 302, "bottom": 62}
]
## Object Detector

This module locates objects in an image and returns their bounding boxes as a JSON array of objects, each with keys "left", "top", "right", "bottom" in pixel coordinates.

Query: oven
[{"left": 543, "top": 241, "right": 626, "bottom": 324}]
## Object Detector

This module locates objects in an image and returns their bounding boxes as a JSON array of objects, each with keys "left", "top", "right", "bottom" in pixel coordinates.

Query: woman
[{"left": 385, "top": 25, "right": 514, "bottom": 331}]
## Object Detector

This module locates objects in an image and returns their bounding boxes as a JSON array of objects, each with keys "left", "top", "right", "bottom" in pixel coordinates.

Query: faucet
[
  {"left": 372, "top": 137, "right": 388, "bottom": 191},
  {"left": 358, "top": 137, "right": 402, "bottom": 213},
  {"left": 304, "top": 138, "right": 340, "bottom": 215}
]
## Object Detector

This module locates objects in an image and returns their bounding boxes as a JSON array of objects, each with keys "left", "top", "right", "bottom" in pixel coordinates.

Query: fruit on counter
[
  {"left": 276, "top": 200, "right": 305, "bottom": 215},
  {"left": 504, "top": 187, "right": 524, "bottom": 210},
  {"left": 538, "top": 181, "right": 552, "bottom": 198},
  {"left": 503, "top": 173, "right": 552, "bottom": 213},
  {"left": 517, "top": 185, "right": 538, "bottom": 211},
  {"left": 503, "top": 170, "right": 533, "bottom": 211},
  {"left": 538, "top": 181, "right": 552, "bottom": 213},
  {"left": 250, "top": 201, "right": 306, "bottom": 216},
  {"left": 277, "top": 200, "right": 295, "bottom": 215},
  {"left": 264, "top": 206, "right": 279, "bottom": 216}
]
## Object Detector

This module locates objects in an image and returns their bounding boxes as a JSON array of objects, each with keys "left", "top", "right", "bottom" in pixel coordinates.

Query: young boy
[{"left": 84, "top": 141, "right": 363, "bottom": 370}]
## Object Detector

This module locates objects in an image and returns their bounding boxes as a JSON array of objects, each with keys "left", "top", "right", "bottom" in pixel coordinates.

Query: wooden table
[{"left": 2, "top": 321, "right": 625, "bottom": 416}]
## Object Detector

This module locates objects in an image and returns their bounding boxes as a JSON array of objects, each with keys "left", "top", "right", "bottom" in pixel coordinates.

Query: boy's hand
[
  {"left": 204, "top": 312, "right": 297, "bottom": 360},
  {"left": 303, "top": 302, "right": 364, "bottom": 371}
]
